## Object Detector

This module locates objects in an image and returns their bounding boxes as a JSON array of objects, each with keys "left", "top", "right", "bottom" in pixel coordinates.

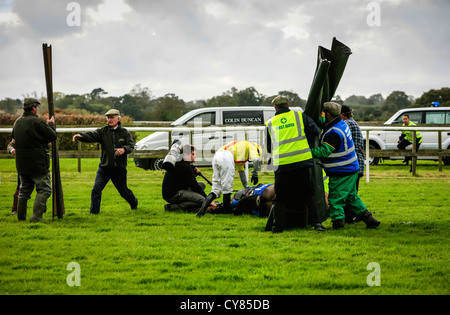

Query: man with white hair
[{"left": 73, "top": 109, "right": 138, "bottom": 214}]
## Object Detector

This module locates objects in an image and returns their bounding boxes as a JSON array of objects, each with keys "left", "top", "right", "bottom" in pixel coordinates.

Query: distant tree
[
  {"left": 115, "top": 94, "right": 143, "bottom": 120},
  {"left": 383, "top": 91, "right": 412, "bottom": 111},
  {"left": 128, "top": 84, "right": 155, "bottom": 120},
  {"left": 227, "top": 87, "right": 265, "bottom": 106},
  {"left": 206, "top": 94, "right": 237, "bottom": 107},
  {"left": 368, "top": 93, "right": 384, "bottom": 105},
  {"left": 262, "top": 91, "right": 306, "bottom": 108},
  {"left": 332, "top": 95, "right": 344, "bottom": 105},
  {"left": 146, "top": 93, "right": 185, "bottom": 121},
  {"left": 0, "top": 98, "right": 21, "bottom": 114},
  {"left": 414, "top": 87, "right": 450, "bottom": 108},
  {"left": 344, "top": 95, "right": 369, "bottom": 105},
  {"left": 90, "top": 88, "right": 108, "bottom": 100}
]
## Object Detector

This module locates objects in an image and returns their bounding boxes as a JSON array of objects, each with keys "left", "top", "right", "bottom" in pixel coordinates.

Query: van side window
[
  {"left": 184, "top": 112, "right": 216, "bottom": 126},
  {"left": 425, "top": 112, "right": 446, "bottom": 124},
  {"left": 223, "top": 110, "right": 264, "bottom": 125}
]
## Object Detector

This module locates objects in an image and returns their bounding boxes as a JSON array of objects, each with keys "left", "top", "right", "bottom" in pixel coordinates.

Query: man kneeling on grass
[{"left": 162, "top": 144, "right": 216, "bottom": 213}]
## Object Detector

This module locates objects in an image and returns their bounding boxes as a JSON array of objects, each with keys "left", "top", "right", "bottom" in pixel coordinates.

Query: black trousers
[
  {"left": 268, "top": 167, "right": 321, "bottom": 229},
  {"left": 398, "top": 138, "right": 422, "bottom": 161},
  {"left": 90, "top": 167, "right": 137, "bottom": 214}
]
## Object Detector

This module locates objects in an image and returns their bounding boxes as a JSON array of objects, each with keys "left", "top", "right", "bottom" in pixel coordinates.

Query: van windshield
[{"left": 182, "top": 112, "right": 216, "bottom": 126}]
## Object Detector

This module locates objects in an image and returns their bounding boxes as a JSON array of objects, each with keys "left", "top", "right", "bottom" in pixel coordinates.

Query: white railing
[
  {"left": 360, "top": 126, "right": 450, "bottom": 181},
  {"left": 1, "top": 125, "right": 449, "bottom": 182}
]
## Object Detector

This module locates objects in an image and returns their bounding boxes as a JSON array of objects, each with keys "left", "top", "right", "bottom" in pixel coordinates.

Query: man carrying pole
[{"left": 12, "top": 98, "right": 56, "bottom": 222}]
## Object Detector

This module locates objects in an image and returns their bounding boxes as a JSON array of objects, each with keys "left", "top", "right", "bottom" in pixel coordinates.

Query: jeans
[{"left": 90, "top": 167, "right": 137, "bottom": 214}]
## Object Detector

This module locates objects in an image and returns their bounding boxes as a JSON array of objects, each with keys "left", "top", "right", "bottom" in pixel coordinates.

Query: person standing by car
[
  {"left": 12, "top": 98, "right": 56, "bottom": 222},
  {"left": 72, "top": 109, "right": 138, "bottom": 214},
  {"left": 397, "top": 114, "right": 422, "bottom": 169}
]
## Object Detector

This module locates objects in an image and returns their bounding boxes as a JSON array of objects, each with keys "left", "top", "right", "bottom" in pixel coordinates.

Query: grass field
[{"left": 0, "top": 158, "right": 449, "bottom": 296}]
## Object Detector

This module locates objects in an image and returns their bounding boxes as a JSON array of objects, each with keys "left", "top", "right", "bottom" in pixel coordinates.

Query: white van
[
  {"left": 365, "top": 106, "right": 450, "bottom": 165},
  {"left": 134, "top": 106, "right": 284, "bottom": 170}
]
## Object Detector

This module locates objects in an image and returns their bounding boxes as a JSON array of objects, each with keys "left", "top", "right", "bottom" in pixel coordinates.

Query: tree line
[{"left": 1, "top": 85, "right": 449, "bottom": 122}]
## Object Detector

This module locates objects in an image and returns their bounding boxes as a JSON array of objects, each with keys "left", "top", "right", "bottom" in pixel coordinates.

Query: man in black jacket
[
  {"left": 162, "top": 144, "right": 212, "bottom": 212},
  {"left": 73, "top": 109, "right": 138, "bottom": 214},
  {"left": 12, "top": 98, "right": 57, "bottom": 222},
  {"left": 265, "top": 95, "right": 326, "bottom": 232}
]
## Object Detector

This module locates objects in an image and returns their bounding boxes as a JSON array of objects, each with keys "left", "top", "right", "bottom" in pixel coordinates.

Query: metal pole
[
  {"left": 78, "top": 141, "right": 81, "bottom": 173},
  {"left": 366, "top": 130, "right": 370, "bottom": 183},
  {"left": 438, "top": 131, "right": 443, "bottom": 172},
  {"left": 412, "top": 131, "right": 417, "bottom": 176}
]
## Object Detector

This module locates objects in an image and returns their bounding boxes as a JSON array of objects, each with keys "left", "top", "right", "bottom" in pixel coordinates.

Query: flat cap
[
  {"left": 271, "top": 95, "right": 289, "bottom": 106},
  {"left": 323, "top": 102, "right": 342, "bottom": 117},
  {"left": 23, "top": 98, "right": 40, "bottom": 108},
  {"left": 105, "top": 109, "right": 120, "bottom": 116}
]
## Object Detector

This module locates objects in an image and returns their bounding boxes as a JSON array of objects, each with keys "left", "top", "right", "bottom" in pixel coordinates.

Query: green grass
[{"left": 0, "top": 158, "right": 449, "bottom": 295}]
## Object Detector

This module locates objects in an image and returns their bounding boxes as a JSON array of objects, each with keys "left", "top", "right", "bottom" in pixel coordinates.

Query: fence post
[
  {"left": 438, "top": 131, "right": 443, "bottom": 172},
  {"left": 366, "top": 130, "right": 370, "bottom": 183},
  {"left": 77, "top": 141, "right": 81, "bottom": 173},
  {"left": 412, "top": 131, "right": 417, "bottom": 176}
]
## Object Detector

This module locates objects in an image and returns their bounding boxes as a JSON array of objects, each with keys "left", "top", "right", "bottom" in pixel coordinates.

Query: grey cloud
[{"left": 0, "top": 0, "right": 448, "bottom": 102}]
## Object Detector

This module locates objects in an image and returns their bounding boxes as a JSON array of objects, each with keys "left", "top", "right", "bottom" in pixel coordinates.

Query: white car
[
  {"left": 364, "top": 106, "right": 450, "bottom": 165},
  {"left": 134, "top": 106, "right": 285, "bottom": 170}
]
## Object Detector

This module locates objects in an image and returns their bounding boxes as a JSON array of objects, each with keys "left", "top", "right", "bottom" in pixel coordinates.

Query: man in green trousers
[{"left": 311, "top": 102, "right": 380, "bottom": 229}]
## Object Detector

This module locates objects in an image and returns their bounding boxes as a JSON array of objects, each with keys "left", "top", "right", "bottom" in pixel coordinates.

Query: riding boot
[
  {"left": 12, "top": 190, "right": 19, "bottom": 215},
  {"left": 265, "top": 206, "right": 274, "bottom": 231},
  {"left": 222, "top": 193, "right": 231, "bottom": 214},
  {"left": 271, "top": 203, "right": 286, "bottom": 233},
  {"left": 196, "top": 193, "right": 217, "bottom": 217},
  {"left": 17, "top": 199, "right": 27, "bottom": 221}
]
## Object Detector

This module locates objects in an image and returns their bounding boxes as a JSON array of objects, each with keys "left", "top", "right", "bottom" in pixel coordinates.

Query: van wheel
[
  {"left": 368, "top": 144, "right": 380, "bottom": 166},
  {"left": 149, "top": 158, "right": 164, "bottom": 170}
]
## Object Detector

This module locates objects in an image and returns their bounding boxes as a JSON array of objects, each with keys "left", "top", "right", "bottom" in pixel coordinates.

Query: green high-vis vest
[
  {"left": 402, "top": 121, "right": 422, "bottom": 143},
  {"left": 266, "top": 110, "right": 312, "bottom": 166}
]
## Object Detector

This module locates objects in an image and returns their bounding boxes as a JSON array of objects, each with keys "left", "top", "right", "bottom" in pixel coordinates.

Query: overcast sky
[{"left": 0, "top": 0, "right": 449, "bottom": 103}]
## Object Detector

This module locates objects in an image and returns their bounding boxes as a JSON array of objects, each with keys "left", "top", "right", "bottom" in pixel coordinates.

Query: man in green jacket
[
  {"left": 73, "top": 109, "right": 138, "bottom": 214},
  {"left": 12, "top": 98, "right": 56, "bottom": 222}
]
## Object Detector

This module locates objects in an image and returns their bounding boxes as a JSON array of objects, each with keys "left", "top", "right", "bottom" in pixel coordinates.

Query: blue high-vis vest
[{"left": 321, "top": 119, "right": 359, "bottom": 175}]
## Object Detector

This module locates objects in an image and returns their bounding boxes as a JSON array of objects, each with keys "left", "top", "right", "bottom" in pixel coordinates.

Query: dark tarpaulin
[
  {"left": 43, "top": 43, "right": 65, "bottom": 219},
  {"left": 304, "top": 37, "right": 352, "bottom": 222}
]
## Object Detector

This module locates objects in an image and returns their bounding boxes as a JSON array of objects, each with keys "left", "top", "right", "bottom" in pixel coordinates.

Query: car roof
[{"left": 398, "top": 107, "right": 450, "bottom": 111}]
